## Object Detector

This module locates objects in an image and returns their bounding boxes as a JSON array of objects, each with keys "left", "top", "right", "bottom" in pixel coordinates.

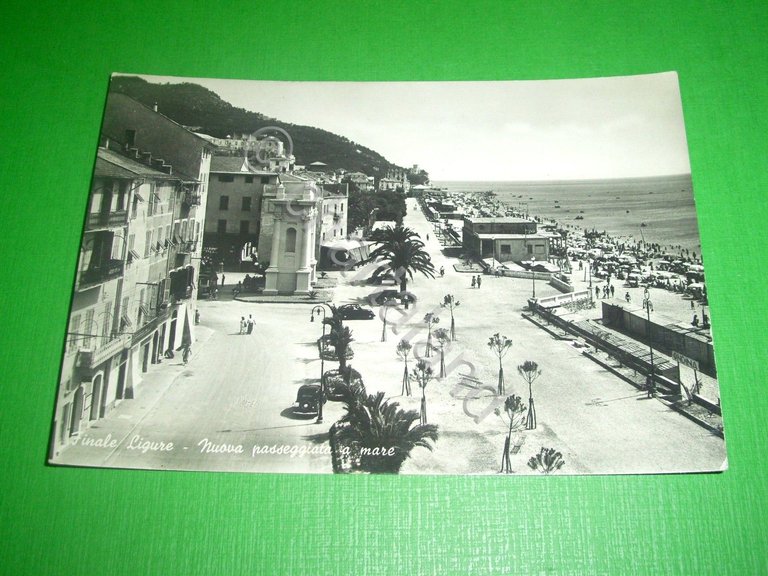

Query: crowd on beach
[{"left": 422, "top": 189, "right": 708, "bottom": 304}]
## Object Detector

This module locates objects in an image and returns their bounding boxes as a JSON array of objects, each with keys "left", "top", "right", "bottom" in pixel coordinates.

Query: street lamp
[
  {"left": 491, "top": 236, "right": 496, "bottom": 272},
  {"left": 642, "top": 290, "right": 656, "bottom": 398},
  {"left": 310, "top": 304, "right": 331, "bottom": 423},
  {"left": 531, "top": 255, "right": 536, "bottom": 299}
]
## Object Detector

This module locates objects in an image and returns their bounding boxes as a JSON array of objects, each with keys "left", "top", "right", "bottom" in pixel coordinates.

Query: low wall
[
  {"left": 549, "top": 275, "right": 574, "bottom": 293},
  {"left": 536, "top": 290, "right": 591, "bottom": 309}
]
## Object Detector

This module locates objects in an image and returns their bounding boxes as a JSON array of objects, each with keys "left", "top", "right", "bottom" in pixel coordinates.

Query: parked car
[
  {"left": 368, "top": 289, "right": 417, "bottom": 306},
  {"left": 337, "top": 304, "right": 375, "bottom": 320},
  {"left": 293, "top": 384, "right": 325, "bottom": 417},
  {"left": 627, "top": 273, "right": 641, "bottom": 287},
  {"left": 366, "top": 265, "right": 397, "bottom": 285}
]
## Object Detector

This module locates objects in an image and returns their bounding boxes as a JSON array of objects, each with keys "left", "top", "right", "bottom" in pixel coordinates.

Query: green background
[{"left": 1, "top": 1, "right": 766, "bottom": 574}]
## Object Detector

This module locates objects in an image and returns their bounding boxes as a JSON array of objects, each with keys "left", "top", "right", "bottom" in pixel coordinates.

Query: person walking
[
  {"left": 471, "top": 276, "right": 476, "bottom": 289},
  {"left": 221, "top": 274, "right": 226, "bottom": 287},
  {"left": 610, "top": 284, "right": 615, "bottom": 298},
  {"left": 440, "top": 266, "right": 445, "bottom": 278},
  {"left": 239, "top": 316, "right": 246, "bottom": 335},
  {"left": 595, "top": 286, "right": 600, "bottom": 299},
  {"left": 182, "top": 345, "right": 191, "bottom": 365},
  {"left": 477, "top": 275, "right": 482, "bottom": 288},
  {"left": 247, "top": 314, "right": 255, "bottom": 334}
]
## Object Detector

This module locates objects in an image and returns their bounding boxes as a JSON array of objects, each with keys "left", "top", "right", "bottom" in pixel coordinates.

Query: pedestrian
[
  {"left": 247, "top": 314, "right": 254, "bottom": 334},
  {"left": 182, "top": 345, "right": 191, "bottom": 365},
  {"left": 426, "top": 233, "right": 430, "bottom": 241},
  {"left": 690, "top": 300, "right": 695, "bottom": 309},
  {"left": 221, "top": 274, "right": 226, "bottom": 287},
  {"left": 440, "top": 266, "right": 445, "bottom": 277},
  {"left": 194, "top": 309, "right": 200, "bottom": 325},
  {"left": 595, "top": 286, "right": 600, "bottom": 299},
  {"left": 625, "top": 292, "right": 631, "bottom": 303},
  {"left": 471, "top": 276, "right": 476, "bottom": 289},
  {"left": 610, "top": 284, "right": 615, "bottom": 298},
  {"left": 692, "top": 314, "right": 699, "bottom": 327},
  {"left": 239, "top": 316, "right": 246, "bottom": 334},
  {"left": 477, "top": 275, "right": 482, "bottom": 288}
]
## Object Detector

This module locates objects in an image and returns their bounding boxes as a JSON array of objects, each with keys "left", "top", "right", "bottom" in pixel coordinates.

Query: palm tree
[
  {"left": 366, "top": 225, "right": 436, "bottom": 309},
  {"left": 488, "top": 333, "right": 513, "bottom": 395},
  {"left": 495, "top": 395, "right": 527, "bottom": 473},
  {"left": 411, "top": 359, "right": 434, "bottom": 425},
  {"left": 396, "top": 339, "right": 412, "bottom": 396},
  {"left": 330, "top": 325, "right": 354, "bottom": 374},
  {"left": 336, "top": 387, "right": 439, "bottom": 474},
  {"left": 432, "top": 328, "right": 450, "bottom": 378},
  {"left": 423, "top": 313, "right": 440, "bottom": 357},
  {"left": 527, "top": 446, "right": 565, "bottom": 475},
  {"left": 441, "top": 294, "right": 460, "bottom": 341},
  {"left": 518, "top": 360, "right": 542, "bottom": 430}
]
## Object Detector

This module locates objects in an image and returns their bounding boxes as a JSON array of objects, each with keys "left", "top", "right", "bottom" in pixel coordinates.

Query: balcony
[
  {"left": 183, "top": 191, "right": 202, "bottom": 207},
  {"left": 86, "top": 210, "right": 128, "bottom": 230},
  {"left": 76, "top": 333, "right": 131, "bottom": 372},
  {"left": 131, "top": 308, "right": 171, "bottom": 345},
  {"left": 77, "top": 260, "right": 124, "bottom": 291},
  {"left": 176, "top": 241, "right": 197, "bottom": 254}
]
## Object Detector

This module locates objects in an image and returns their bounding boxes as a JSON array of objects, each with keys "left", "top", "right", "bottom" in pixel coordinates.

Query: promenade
[{"left": 54, "top": 198, "right": 726, "bottom": 475}]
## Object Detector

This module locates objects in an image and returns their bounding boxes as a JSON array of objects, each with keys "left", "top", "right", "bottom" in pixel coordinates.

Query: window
[
  {"left": 261, "top": 176, "right": 270, "bottom": 184},
  {"left": 527, "top": 244, "right": 533, "bottom": 254},
  {"left": 285, "top": 227, "right": 297, "bottom": 252},
  {"left": 240, "top": 220, "right": 250, "bottom": 235},
  {"left": 83, "top": 309, "right": 94, "bottom": 348},
  {"left": 144, "top": 231, "right": 152, "bottom": 258},
  {"left": 218, "top": 174, "right": 235, "bottom": 183},
  {"left": 501, "top": 244, "right": 511, "bottom": 254},
  {"left": 242, "top": 197, "right": 252, "bottom": 211},
  {"left": 245, "top": 176, "right": 254, "bottom": 184},
  {"left": 340, "top": 203, "right": 344, "bottom": 212},
  {"left": 217, "top": 219, "right": 227, "bottom": 234},
  {"left": 219, "top": 196, "right": 229, "bottom": 210},
  {"left": 68, "top": 314, "right": 81, "bottom": 353}
]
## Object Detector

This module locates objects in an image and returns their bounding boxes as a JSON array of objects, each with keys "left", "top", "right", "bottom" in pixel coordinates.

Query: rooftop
[{"left": 95, "top": 148, "right": 178, "bottom": 180}]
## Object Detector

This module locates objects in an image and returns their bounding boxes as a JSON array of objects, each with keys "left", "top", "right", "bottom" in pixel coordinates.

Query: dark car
[
  {"left": 366, "top": 265, "right": 397, "bottom": 285},
  {"left": 337, "top": 304, "right": 375, "bottom": 320},
  {"left": 368, "top": 289, "right": 417, "bottom": 306},
  {"left": 293, "top": 384, "right": 325, "bottom": 416}
]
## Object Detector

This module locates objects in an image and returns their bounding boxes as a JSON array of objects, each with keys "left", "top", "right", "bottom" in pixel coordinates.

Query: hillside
[{"left": 109, "top": 76, "right": 406, "bottom": 179}]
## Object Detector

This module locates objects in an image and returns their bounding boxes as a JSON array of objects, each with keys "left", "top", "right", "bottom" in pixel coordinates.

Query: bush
[{"left": 323, "top": 368, "right": 364, "bottom": 400}]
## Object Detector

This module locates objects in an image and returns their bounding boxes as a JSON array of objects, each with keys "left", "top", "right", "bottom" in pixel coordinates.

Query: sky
[{"left": 128, "top": 72, "right": 691, "bottom": 182}]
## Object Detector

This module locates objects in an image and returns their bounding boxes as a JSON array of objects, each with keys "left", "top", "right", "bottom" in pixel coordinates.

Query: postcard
[{"left": 48, "top": 72, "right": 726, "bottom": 474}]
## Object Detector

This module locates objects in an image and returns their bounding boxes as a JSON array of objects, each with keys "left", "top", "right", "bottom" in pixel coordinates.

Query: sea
[{"left": 433, "top": 174, "right": 703, "bottom": 255}]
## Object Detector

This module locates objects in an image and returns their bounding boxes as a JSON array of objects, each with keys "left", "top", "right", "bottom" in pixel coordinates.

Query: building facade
[
  {"left": 462, "top": 216, "right": 550, "bottom": 263},
  {"left": 51, "top": 94, "right": 213, "bottom": 457},
  {"left": 204, "top": 155, "right": 281, "bottom": 268}
]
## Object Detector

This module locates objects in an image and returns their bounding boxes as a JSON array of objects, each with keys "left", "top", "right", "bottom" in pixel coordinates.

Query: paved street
[{"left": 56, "top": 198, "right": 726, "bottom": 475}]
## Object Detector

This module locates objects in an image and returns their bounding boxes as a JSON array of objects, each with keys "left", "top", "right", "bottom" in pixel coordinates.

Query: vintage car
[
  {"left": 368, "top": 289, "right": 417, "bottom": 306},
  {"left": 293, "top": 384, "right": 325, "bottom": 417},
  {"left": 337, "top": 304, "right": 375, "bottom": 320}
]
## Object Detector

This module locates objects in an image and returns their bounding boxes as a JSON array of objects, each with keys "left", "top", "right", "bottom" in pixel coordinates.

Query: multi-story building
[
  {"left": 462, "top": 216, "right": 550, "bottom": 263},
  {"left": 51, "top": 93, "right": 213, "bottom": 457},
  {"left": 204, "top": 155, "right": 281, "bottom": 267}
]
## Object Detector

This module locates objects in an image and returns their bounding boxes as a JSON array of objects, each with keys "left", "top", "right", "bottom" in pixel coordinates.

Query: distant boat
[
  {"left": 575, "top": 215, "right": 584, "bottom": 220},
  {"left": 640, "top": 222, "right": 648, "bottom": 227}
]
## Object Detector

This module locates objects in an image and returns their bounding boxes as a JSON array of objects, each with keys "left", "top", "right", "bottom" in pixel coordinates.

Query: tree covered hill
[{"left": 109, "top": 76, "right": 405, "bottom": 179}]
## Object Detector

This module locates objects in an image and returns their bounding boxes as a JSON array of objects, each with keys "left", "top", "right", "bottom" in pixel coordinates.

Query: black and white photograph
[{"left": 48, "top": 72, "right": 727, "bottom": 475}]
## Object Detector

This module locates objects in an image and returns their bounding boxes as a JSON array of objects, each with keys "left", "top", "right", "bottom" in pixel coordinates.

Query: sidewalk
[{"left": 52, "top": 325, "right": 215, "bottom": 467}]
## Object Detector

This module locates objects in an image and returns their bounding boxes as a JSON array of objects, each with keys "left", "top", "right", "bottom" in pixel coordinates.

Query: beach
[{"left": 434, "top": 174, "right": 702, "bottom": 255}]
